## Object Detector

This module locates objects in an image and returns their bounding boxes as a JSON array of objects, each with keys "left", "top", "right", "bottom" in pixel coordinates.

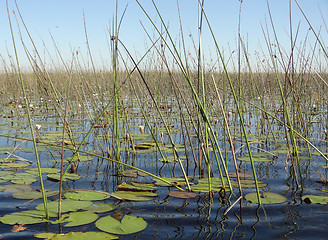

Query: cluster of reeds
[{"left": 1, "top": 0, "right": 328, "bottom": 221}]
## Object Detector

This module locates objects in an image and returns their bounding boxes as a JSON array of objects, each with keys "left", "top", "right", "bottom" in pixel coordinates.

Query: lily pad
[
  {"left": 96, "top": 215, "right": 147, "bottom": 235},
  {"left": 238, "top": 156, "right": 272, "bottom": 162},
  {"left": 47, "top": 173, "right": 81, "bottom": 182},
  {"left": 53, "top": 211, "right": 98, "bottom": 227},
  {"left": 0, "top": 210, "right": 56, "bottom": 225},
  {"left": 245, "top": 192, "right": 287, "bottom": 204},
  {"left": 83, "top": 203, "right": 117, "bottom": 213},
  {"left": 168, "top": 191, "right": 198, "bottom": 199},
  {"left": 12, "top": 190, "right": 57, "bottom": 200},
  {"left": 120, "top": 169, "right": 148, "bottom": 178},
  {"left": 118, "top": 182, "right": 157, "bottom": 192},
  {"left": 302, "top": 194, "right": 328, "bottom": 204},
  {"left": 0, "top": 162, "right": 31, "bottom": 168},
  {"left": 36, "top": 199, "right": 92, "bottom": 213},
  {"left": 0, "top": 184, "right": 32, "bottom": 193},
  {"left": 25, "top": 168, "right": 60, "bottom": 175},
  {"left": 64, "top": 190, "right": 111, "bottom": 201},
  {"left": 111, "top": 191, "right": 157, "bottom": 201},
  {"left": 152, "top": 177, "right": 189, "bottom": 187},
  {"left": 35, "top": 232, "right": 118, "bottom": 239}
]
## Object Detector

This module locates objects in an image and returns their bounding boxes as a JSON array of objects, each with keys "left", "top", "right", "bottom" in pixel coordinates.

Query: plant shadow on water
[{"left": 1, "top": 0, "right": 328, "bottom": 239}]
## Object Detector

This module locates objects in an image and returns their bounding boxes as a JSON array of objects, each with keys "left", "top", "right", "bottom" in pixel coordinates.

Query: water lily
[{"left": 35, "top": 124, "right": 42, "bottom": 131}]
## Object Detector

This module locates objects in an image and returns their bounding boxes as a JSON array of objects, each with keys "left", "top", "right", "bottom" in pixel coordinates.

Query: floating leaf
[
  {"left": 35, "top": 232, "right": 118, "bottom": 239},
  {"left": 96, "top": 215, "right": 147, "bottom": 235},
  {"left": 0, "top": 184, "right": 32, "bottom": 193},
  {"left": 302, "top": 195, "right": 328, "bottom": 204},
  {"left": 120, "top": 169, "right": 147, "bottom": 178},
  {"left": 55, "top": 211, "right": 98, "bottom": 227},
  {"left": 13, "top": 190, "right": 57, "bottom": 200},
  {"left": 158, "top": 156, "right": 185, "bottom": 163},
  {"left": 111, "top": 191, "right": 157, "bottom": 201},
  {"left": 238, "top": 156, "right": 272, "bottom": 162},
  {"left": 11, "top": 224, "right": 27, "bottom": 232},
  {"left": 10, "top": 173, "right": 37, "bottom": 184},
  {"left": 0, "top": 210, "right": 56, "bottom": 225},
  {"left": 245, "top": 192, "right": 287, "bottom": 204},
  {"left": 64, "top": 190, "right": 111, "bottom": 201},
  {"left": 0, "top": 162, "right": 31, "bottom": 168},
  {"left": 118, "top": 182, "right": 157, "bottom": 192},
  {"left": 152, "top": 177, "right": 189, "bottom": 187},
  {"left": 47, "top": 173, "right": 81, "bottom": 182},
  {"left": 83, "top": 203, "right": 117, "bottom": 213},
  {"left": 168, "top": 191, "right": 197, "bottom": 199},
  {"left": 36, "top": 199, "right": 92, "bottom": 213},
  {"left": 25, "top": 168, "right": 60, "bottom": 175}
]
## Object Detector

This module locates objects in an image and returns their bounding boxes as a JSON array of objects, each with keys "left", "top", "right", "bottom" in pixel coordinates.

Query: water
[{"left": 0, "top": 102, "right": 328, "bottom": 239}]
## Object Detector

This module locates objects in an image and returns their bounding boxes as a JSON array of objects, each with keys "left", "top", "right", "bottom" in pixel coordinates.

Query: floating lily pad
[
  {"left": 36, "top": 199, "right": 92, "bottom": 213},
  {"left": 152, "top": 177, "right": 189, "bottom": 187},
  {"left": 64, "top": 190, "right": 111, "bottom": 201},
  {"left": 96, "top": 215, "right": 147, "bottom": 235},
  {"left": 66, "top": 155, "right": 94, "bottom": 162},
  {"left": 120, "top": 169, "right": 148, "bottom": 178},
  {"left": 83, "top": 203, "right": 117, "bottom": 213},
  {"left": 245, "top": 192, "right": 287, "bottom": 204},
  {"left": 10, "top": 173, "right": 38, "bottom": 184},
  {"left": 118, "top": 182, "right": 157, "bottom": 192},
  {"left": 302, "top": 195, "right": 328, "bottom": 204},
  {"left": 53, "top": 211, "right": 98, "bottom": 227},
  {"left": 0, "top": 210, "right": 56, "bottom": 225},
  {"left": 238, "top": 156, "right": 272, "bottom": 162},
  {"left": 111, "top": 191, "right": 157, "bottom": 201},
  {"left": 0, "top": 162, "right": 31, "bottom": 169},
  {"left": 158, "top": 156, "right": 185, "bottom": 163},
  {"left": 168, "top": 191, "right": 198, "bottom": 199},
  {"left": 35, "top": 232, "right": 118, "bottom": 239},
  {"left": 25, "top": 168, "right": 60, "bottom": 175},
  {"left": 12, "top": 190, "right": 57, "bottom": 200},
  {"left": 0, "top": 184, "right": 32, "bottom": 193},
  {"left": 47, "top": 173, "right": 81, "bottom": 182}
]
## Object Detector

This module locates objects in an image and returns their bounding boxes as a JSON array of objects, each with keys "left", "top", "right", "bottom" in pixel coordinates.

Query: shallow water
[{"left": 0, "top": 103, "right": 328, "bottom": 239}]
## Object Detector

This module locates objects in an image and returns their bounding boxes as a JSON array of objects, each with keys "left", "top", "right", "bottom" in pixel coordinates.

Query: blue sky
[{"left": 1, "top": 0, "right": 328, "bottom": 72}]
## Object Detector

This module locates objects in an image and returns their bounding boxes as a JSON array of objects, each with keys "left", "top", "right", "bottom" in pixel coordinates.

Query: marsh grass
[{"left": 1, "top": 1, "right": 328, "bottom": 237}]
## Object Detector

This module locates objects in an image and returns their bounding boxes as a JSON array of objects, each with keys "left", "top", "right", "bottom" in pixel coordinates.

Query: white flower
[
  {"left": 138, "top": 125, "right": 145, "bottom": 134},
  {"left": 35, "top": 124, "right": 42, "bottom": 131}
]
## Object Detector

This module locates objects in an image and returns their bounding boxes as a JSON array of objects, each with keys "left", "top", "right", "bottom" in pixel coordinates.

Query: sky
[{"left": 1, "top": 0, "right": 328, "bottom": 72}]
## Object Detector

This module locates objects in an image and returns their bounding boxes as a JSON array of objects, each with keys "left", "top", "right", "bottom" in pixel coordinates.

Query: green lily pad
[
  {"left": 64, "top": 190, "right": 111, "bottom": 201},
  {"left": 0, "top": 162, "right": 31, "bottom": 168},
  {"left": 152, "top": 177, "right": 189, "bottom": 187},
  {"left": 158, "top": 156, "right": 185, "bottom": 163},
  {"left": 96, "top": 215, "right": 147, "bottom": 235},
  {"left": 302, "top": 194, "right": 328, "bottom": 204},
  {"left": 83, "top": 203, "right": 117, "bottom": 213},
  {"left": 25, "top": 168, "right": 60, "bottom": 175},
  {"left": 66, "top": 155, "right": 94, "bottom": 162},
  {"left": 13, "top": 190, "right": 57, "bottom": 200},
  {"left": 245, "top": 192, "right": 287, "bottom": 204},
  {"left": 120, "top": 169, "right": 148, "bottom": 178},
  {"left": 0, "top": 184, "right": 32, "bottom": 193},
  {"left": 53, "top": 211, "right": 98, "bottom": 227},
  {"left": 111, "top": 191, "right": 157, "bottom": 201},
  {"left": 47, "top": 173, "right": 81, "bottom": 182},
  {"left": 238, "top": 156, "right": 272, "bottom": 162},
  {"left": 118, "top": 182, "right": 157, "bottom": 192},
  {"left": 34, "top": 232, "right": 118, "bottom": 239},
  {"left": 36, "top": 199, "right": 92, "bottom": 213},
  {"left": 10, "top": 173, "right": 38, "bottom": 184},
  {"left": 0, "top": 210, "right": 56, "bottom": 225}
]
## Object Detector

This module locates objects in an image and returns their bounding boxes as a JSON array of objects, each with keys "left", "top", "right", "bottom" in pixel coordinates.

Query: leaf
[
  {"left": 168, "top": 191, "right": 197, "bottom": 199},
  {"left": 120, "top": 169, "right": 147, "bottom": 178},
  {"left": 25, "top": 168, "right": 60, "bottom": 175},
  {"left": 245, "top": 192, "right": 287, "bottom": 204},
  {"left": 96, "top": 215, "right": 147, "bottom": 235},
  {"left": 57, "top": 212, "right": 98, "bottom": 227},
  {"left": 64, "top": 190, "right": 111, "bottom": 201},
  {"left": 35, "top": 232, "right": 118, "bottom": 239},
  {"left": 36, "top": 199, "right": 92, "bottom": 213},
  {"left": 302, "top": 195, "right": 328, "bottom": 204},
  {"left": 11, "top": 224, "right": 27, "bottom": 232},
  {"left": 83, "top": 203, "right": 117, "bottom": 213},
  {"left": 0, "top": 210, "right": 56, "bottom": 225},
  {"left": 0, "top": 162, "right": 31, "bottom": 168},
  {"left": 47, "top": 173, "right": 81, "bottom": 182},
  {"left": 0, "top": 184, "right": 32, "bottom": 193},
  {"left": 111, "top": 191, "right": 157, "bottom": 201},
  {"left": 152, "top": 177, "right": 189, "bottom": 187},
  {"left": 118, "top": 182, "right": 157, "bottom": 192},
  {"left": 12, "top": 190, "right": 57, "bottom": 200}
]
